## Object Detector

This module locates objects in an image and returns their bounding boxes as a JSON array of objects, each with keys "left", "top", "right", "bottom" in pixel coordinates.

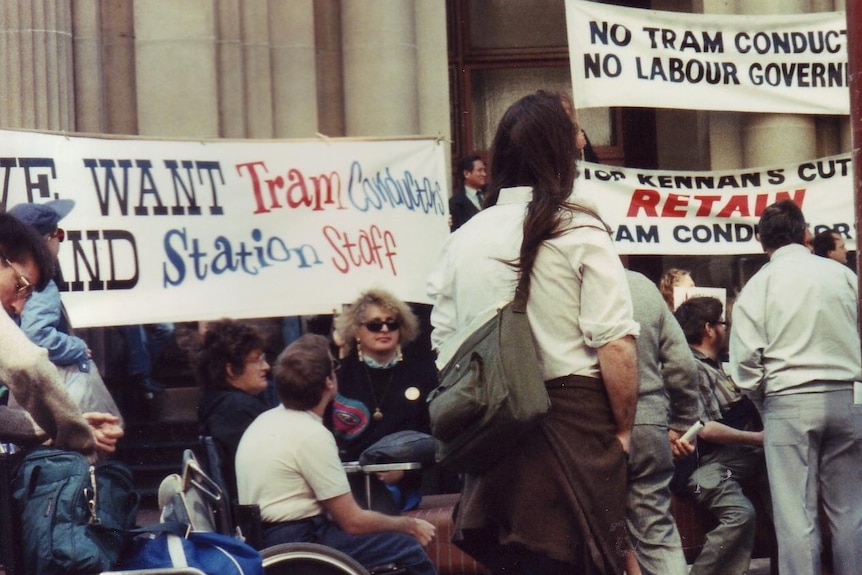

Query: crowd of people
[{"left": 1, "top": 89, "right": 860, "bottom": 575}]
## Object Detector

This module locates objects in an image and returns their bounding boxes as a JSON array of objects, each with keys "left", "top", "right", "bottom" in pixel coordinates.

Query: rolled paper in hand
[{"left": 680, "top": 420, "right": 704, "bottom": 444}]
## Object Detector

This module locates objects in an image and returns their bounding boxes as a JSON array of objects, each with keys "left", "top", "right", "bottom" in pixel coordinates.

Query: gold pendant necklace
[{"left": 364, "top": 364, "right": 395, "bottom": 422}]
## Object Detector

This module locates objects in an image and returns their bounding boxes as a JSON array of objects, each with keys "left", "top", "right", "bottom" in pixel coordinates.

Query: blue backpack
[{"left": 12, "top": 447, "right": 139, "bottom": 575}]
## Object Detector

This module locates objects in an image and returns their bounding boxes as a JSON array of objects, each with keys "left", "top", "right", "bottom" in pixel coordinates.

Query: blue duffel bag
[{"left": 120, "top": 522, "right": 263, "bottom": 575}]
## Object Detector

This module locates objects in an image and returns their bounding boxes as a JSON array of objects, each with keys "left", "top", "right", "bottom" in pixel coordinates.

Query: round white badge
[{"left": 404, "top": 387, "right": 420, "bottom": 401}]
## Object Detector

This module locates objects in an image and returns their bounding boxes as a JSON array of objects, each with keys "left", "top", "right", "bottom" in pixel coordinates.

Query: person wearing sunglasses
[
  {"left": 8, "top": 201, "right": 123, "bottom": 428},
  {"left": 0, "top": 212, "right": 122, "bottom": 458},
  {"left": 329, "top": 288, "right": 439, "bottom": 513}
]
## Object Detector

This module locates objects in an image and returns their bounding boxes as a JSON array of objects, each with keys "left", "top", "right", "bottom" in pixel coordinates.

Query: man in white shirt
[
  {"left": 729, "top": 199, "right": 862, "bottom": 575},
  {"left": 235, "top": 334, "right": 436, "bottom": 575}
]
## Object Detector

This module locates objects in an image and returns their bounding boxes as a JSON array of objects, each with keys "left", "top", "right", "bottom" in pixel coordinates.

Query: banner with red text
[
  {"left": 575, "top": 155, "right": 854, "bottom": 255},
  {"left": 0, "top": 130, "right": 448, "bottom": 327},
  {"left": 565, "top": 0, "right": 849, "bottom": 114}
]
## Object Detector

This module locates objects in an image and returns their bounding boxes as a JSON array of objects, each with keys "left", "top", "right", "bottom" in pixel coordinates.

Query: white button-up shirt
[
  {"left": 428, "top": 186, "right": 639, "bottom": 380},
  {"left": 730, "top": 243, "right": 861, "bottom": 397}
]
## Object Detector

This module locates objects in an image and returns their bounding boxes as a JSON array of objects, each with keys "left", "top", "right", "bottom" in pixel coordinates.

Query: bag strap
[
  {"left": 130, "top": 521, "right": 193, "bottom": 538},
  {"left": 166, "top": 533, "right": 190, "bottom": 568},
  {"left": 512, "top": 270, "right": 531, "bottom": 313}
]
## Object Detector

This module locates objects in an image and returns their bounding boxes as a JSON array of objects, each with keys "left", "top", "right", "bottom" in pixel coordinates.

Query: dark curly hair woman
[{"left": 195, "top": 318, "right": 277, "bottom": 501}]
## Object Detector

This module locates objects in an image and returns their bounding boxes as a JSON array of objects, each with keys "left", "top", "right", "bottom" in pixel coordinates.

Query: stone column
[
  {"left": 314, "top": 0, "right": 344, "bottom": 137},
  {"left": 100, "top": 0, "right": 137, "bottom": 135},
  {"left": 216, "top": 0, "right": 246, "bottom": 138},
  {"left": 72, "top": 0, "right": 103, "bottom": 133},
  {"left": 415, "top": 0, "right": 452, "bottom": 184},
  {"left": 342, "top": 1, "right": 418, "bottom": 136},
  {"left": 133, "top": 0, "right": 218, "bottom": 137},
  {"left": 699, "top": 0, "right": 742, "bottom": 170},
  {"left": 240, "top": 0, "right": 273, "bottom": 138},
  {"left": 834, "top": 0, "right": 851, "bottom": 152},
  {"left": 0, "top": 0, "right": 75, "bottom": 131},
  {"left": 415, "top": 0, "right": 451, "bottom": 139},
  {"left": 269, "top": 0, "right": 317, "bottom": 138},
  {"left": 738, "top": 0, "right": 817, "bottom": 167}
]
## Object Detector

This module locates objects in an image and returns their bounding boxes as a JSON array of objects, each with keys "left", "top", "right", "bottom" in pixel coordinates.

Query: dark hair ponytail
[{"left": 486, "top": 90, "right": 607, "bottom": 296}]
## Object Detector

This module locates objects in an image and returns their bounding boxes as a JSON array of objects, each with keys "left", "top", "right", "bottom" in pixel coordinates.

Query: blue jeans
[{"left": 265, "top": 515, "right": 436, "bottom": 575}]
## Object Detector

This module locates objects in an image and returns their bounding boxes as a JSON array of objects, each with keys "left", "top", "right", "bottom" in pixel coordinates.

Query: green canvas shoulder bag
[{"left": 428, "top": 282, "right": 550, "bottom": 474}]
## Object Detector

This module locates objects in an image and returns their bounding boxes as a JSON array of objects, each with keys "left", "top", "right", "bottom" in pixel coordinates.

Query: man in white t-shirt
[{"left": 236, "top": 334, "right": 436, "bottom": 575}]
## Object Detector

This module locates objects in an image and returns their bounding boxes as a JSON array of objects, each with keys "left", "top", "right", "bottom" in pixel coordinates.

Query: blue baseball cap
[{"left": 8, "top": 199, "right": 75, "bottom": 236}]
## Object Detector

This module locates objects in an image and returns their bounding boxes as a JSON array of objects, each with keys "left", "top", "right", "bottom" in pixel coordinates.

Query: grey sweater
[
  {"left": 626, "top": 271, "right": 700, "bottom": 430},
  {"left": 0, "top": 311, "right": 94, "bottom": 454}
]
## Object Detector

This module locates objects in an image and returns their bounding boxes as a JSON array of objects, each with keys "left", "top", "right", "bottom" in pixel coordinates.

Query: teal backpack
[{"left": 12, "top": 447, "right": 139, "bottom": 575}]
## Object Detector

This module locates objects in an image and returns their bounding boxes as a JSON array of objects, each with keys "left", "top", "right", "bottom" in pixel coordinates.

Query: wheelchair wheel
[{"left": 261, "top": 542, "right": 370, "bottom": 575}]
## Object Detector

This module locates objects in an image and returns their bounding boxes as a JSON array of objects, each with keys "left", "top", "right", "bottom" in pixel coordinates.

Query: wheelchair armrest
[
  {"left": 360, "top": 462, "right": 422, "bottom": 473},
  {"left": 101, "top": 569, "right": 209, "bottom": 575},
  {"left": 232, "top": 503, "right": 264, "bottom": 550}
]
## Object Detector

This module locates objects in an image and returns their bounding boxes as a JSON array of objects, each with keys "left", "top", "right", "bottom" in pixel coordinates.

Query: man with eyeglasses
[
  {"left": 672, "top": 296, "right": 767, "bottom": 575},
  {"left": 0, "top": 212, "right": 121, "bottom": 458},
  {"left": 8, "top": 202, "right": 97, "bottom": 390}
]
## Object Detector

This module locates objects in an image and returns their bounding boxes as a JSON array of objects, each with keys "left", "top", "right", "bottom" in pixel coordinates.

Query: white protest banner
[
  {"left": 565, "top": 0, "right": 849, "bottom": 114},
  {"left": 0, "top": 130, "right": 449, "bottom": 327},
  {"left": 574, "top": 155, "right": 854, "bottom": 256},
  {"left": 672, "top": 286, "right": 726, "bottom": 316}
]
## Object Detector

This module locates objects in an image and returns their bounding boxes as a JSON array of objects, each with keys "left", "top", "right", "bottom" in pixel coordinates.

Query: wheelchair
[
  {"left": 188, "top": 437, "right": 412, "bottom": 575},
  {"left": 0, "top": 444, "right": 378, "bottom": 575},
  {"left": 196, "top": 436, "right": 410, "bottom": 575}
]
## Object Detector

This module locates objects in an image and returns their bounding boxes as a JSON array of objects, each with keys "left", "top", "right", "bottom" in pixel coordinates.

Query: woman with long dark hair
[{"left": 428, "top": 91, "right": 639, "bottom": 574}]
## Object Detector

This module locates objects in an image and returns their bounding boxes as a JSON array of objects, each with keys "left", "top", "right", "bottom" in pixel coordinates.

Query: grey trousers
[
  {"left": 762, "top": 389, "right": 862, "bottom": 575},
  {"left": 626, "top": 424, "right": 688, "bottom": 575},
  {"left": 686, "top": 443, "right": 766, "bottom": 575}
]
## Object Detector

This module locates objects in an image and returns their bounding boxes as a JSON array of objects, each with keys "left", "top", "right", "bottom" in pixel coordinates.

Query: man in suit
[{"left": 448, "top": 154, "right": 487, "bottom": 232}]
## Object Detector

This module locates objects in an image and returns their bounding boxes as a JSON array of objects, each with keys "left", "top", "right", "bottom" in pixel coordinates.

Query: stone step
[{"left": 116, "top": 389, "right": 203, "bottom": 509}]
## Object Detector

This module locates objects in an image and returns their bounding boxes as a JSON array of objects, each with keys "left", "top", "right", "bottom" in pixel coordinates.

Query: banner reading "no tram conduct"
[
  {"left": 575, "top": 155, "right": 854, "bottom": 256},
  {"left": 565, "top": 0, "right": 849, "bottom": 114}
]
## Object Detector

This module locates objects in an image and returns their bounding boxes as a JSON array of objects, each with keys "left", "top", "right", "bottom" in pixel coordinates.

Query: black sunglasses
[{"left": 362, "top": 320, "right": 401, "bottom": 333}]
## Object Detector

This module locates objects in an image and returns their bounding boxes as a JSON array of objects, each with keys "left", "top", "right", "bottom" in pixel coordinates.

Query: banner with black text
[
  {"left": 565, "top": 0, "right": 849, "bottom": 114},
  {"left": 575, "top": 155, "right": 854, "bottom": 255},
  {"left": 0, "top": 130, "right": 448, "bottom": 328}
]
